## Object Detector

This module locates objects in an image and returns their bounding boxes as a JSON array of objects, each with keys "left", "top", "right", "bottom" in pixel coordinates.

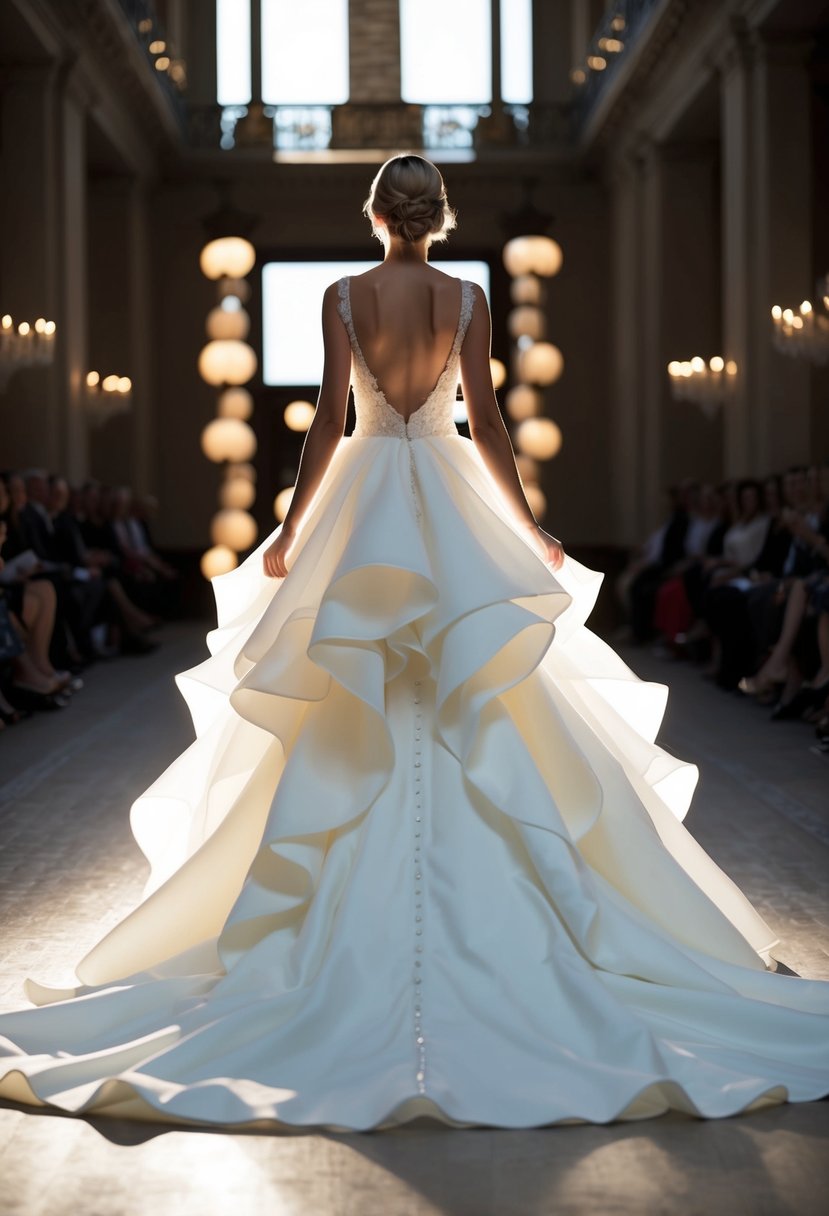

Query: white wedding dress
[{"left": 1, "top": 276, "right": 828, "bottom": 1130}]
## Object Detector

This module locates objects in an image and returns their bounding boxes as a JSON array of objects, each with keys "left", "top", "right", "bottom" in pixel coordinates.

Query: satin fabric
[{"left": 1, "top": 431, "right": 828, "bottom": 1130}]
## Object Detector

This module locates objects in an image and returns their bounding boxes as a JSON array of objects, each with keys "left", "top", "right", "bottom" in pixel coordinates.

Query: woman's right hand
[
  {"left": 263, "top": 521, "right": 297, "bottom": 579},
  {"left": 528, "top": 525, "right": 565, "bottom": 571}
]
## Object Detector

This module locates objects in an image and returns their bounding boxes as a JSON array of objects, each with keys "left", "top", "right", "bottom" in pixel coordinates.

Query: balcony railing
[
  {"left": 571, "top": 0, "right": 665, "bottom": 133},
  {"left": 186, "top": 100, "right": 570, "bottom": 157}
]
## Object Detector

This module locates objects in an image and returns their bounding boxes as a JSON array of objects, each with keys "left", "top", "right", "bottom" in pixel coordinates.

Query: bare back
[{"left": 346, "top": 266, "right": 464, "bottom": 422}]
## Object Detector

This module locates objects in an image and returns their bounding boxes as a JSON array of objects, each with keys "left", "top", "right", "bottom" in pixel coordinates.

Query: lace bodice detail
[{"left": 337, "top": 276, "right": 475, "bottom": 439}]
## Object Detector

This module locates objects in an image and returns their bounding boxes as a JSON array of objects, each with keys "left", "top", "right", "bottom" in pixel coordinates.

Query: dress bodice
[{"left": 337, "top": 276, "right": 475, "bottom": 439}]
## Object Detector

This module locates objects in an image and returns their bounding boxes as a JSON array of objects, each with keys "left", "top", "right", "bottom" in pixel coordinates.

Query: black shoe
[
  {"left": 771, "top": 680, "right": 829, "bottom": 721},
  {"left": 121, "top": 630, "right": 160, "bottom": 655}
]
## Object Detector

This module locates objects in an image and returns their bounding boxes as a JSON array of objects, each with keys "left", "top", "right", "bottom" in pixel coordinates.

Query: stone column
[
  {"left": 608, "top": 149, "right": 645, "bottom": 546},
  {"left": 348, "top": 0, "right": 401, "bottom": 102},
  {"left": 128, "top": 178, "right": 156, "bottom": 497},
  {"left": 60, "top": 65, "right": 91, "bottom": 484},
  {"left": 720, "top": 27, "right": 813, "bottom": 476},
  {"left": 0, "top": 64, "right": 63, "bottom": 469}
]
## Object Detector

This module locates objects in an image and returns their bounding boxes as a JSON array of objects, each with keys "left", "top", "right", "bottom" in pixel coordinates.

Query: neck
[{"left": 382, "top": 237, "right": 430, "bottom": 264}]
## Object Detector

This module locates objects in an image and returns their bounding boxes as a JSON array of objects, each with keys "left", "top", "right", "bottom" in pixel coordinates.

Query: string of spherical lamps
[
  {"left": 501, "top": 222, "right": 565, "bottom": 523},
  {"left": 197, "top": 207, "right": 259, "bottom": 580}
]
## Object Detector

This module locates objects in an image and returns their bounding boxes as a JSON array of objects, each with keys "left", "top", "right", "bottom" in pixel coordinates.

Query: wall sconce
[
  {"left": 84, "top": 370, "right": 133, "bottom": 427},
  {"left": 667, "top": 356, "right": 737, "bottom": 419},
  {"left": 0, "top": 313, "right": 56, "bottom": 392}
]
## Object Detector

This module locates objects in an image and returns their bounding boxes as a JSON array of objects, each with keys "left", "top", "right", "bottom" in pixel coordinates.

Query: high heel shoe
[
  {"left": 770, "top": 680, "right": 829, "bottom": 721},
  {"left": 738, "top": 672, "right": 786, "bottom": 701}
]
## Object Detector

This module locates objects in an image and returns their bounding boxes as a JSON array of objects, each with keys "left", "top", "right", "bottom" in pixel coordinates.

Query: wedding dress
[{"left": 1, "top": 275, "right": 827, "bottom": 1131}]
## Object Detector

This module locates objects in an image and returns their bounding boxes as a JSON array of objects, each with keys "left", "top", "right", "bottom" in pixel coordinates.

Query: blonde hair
[{"left": 363, "top": 153, "right": 457, "bottom": 245}]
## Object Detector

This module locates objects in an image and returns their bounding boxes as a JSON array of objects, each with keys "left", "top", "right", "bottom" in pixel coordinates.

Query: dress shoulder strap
[
  {"left": 336, "top": 275, "right": 356, "bottom": 345},
  {"left": 452, "top": 280, "right": 476, "bottom": 356}
]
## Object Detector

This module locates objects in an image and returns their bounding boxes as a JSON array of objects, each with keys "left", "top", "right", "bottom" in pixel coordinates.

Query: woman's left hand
[{"left": 263, "top": 522, "right": 296, "bottom": 579}]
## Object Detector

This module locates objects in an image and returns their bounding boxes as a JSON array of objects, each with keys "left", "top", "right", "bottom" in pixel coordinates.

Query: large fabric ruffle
[{"left": 1, "top": 432, "right": 828, "bottom": 1131}]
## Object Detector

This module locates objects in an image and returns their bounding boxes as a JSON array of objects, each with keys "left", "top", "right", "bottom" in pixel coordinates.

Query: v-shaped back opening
[{"left": 342, "top": 276, "right": 468, "bottom": 425}]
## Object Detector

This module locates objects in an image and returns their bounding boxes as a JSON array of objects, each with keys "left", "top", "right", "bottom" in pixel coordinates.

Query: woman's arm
[
  {"left": 263, "top": 282, "right": 352, "bottom": 578},
  {"left": 460, "top": 283, "right": 564, "bottom": 570}
]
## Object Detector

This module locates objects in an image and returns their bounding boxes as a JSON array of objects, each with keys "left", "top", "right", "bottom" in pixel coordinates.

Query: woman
[{"left": 0, "top": 154, "right": 827, "bottom": 1129}]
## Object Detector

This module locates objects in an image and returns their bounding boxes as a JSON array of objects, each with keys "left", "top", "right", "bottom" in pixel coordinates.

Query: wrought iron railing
[
  {"left": 571, "top": 0, "right": 665, "bottom": 132},
  {"left": 186, "top": 100, "right": 570, "bottom": 155},
  {"left": 112, "top": 0, "right": 187, "bottom": 127}
]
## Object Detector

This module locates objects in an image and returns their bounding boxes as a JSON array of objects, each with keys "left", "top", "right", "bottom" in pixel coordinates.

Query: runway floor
[{"left": 0, "top": 619, "right": 827, "bottom": 1216}]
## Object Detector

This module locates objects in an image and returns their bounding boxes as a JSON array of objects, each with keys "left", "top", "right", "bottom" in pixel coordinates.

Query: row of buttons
[{"left": 412, "top": 674, "right": 426, "bottom": 1093}]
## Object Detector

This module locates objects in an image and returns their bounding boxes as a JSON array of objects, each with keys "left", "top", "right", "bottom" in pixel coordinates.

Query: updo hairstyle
[{"left": 363, "top": 154, "right": 457, "bottom": 245}]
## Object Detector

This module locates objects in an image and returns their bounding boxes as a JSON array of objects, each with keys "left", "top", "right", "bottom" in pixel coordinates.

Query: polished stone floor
[{"left": 0, "top": 621, "right": 827, "bottom": 1216}]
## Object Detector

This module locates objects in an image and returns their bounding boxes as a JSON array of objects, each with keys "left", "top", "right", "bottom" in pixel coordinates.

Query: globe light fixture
[
  {"left": 506, "top": 384, "right": 542, "bottom": 421},
  {"left": 200, "top": 544, "right": 238, "bottom": 578},
  {"left": 206, "top": 304, "right": 251, "bottom": 342},
  {"left": 219, "top": 477, "right": 257, "bottom": 510},
  {"left": 515, "top": 417, "right": 563, "bottom": 460},
  {"left": 198, "top": 339, "right": 257, "bottom": 386},
  {"left": 210, "top": 507, "right": 258, "bottom": 551},
  {"left": 274, "top": 486, "right": 295, "bottom": 521},
  {"left": 489, "top": 358, "right": 507, "bottom": 389},
  {"left": 518, "top": 342, "right": 564, "bottom": 386},
  {"left": 201, "top": 417, "right": 257, "bottom": 463},
  {"left": 284, "top": 400, "right": 316, "bottom": 432},
  {"left": 199, "top": 236, "right": 256, "bottom": 281},
  {"left": 508, "top": 306, "right": 546, "bottom": 341},
  {"left": 218, "top": 387, "right": 254, "bottom": 420}
]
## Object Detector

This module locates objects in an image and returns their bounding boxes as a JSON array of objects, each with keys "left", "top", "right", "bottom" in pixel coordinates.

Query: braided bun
[{"left": 363, "top": 154, "right": 457, "bottom": 245}]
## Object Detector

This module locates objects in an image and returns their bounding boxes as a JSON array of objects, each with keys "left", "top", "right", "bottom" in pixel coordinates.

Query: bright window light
[
  {"left": 216, "top": 0, "right": 252, "bottom": 106},
  {"left": 400, "top": 0, "right": 491, "bottom": 104},
  {"left": 261, "top": 0, "right": 349, "bottom": 104},
  {"left": 501, "top": 0, "right": 533, "bottom": 103},
  {"left": 263, "top": 260, "right": 491, "bottom": 387}
]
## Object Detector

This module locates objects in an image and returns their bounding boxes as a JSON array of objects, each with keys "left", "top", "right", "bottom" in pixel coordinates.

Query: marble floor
[{"left": 0, "top": 621, "right": 827, "bottom": 1216}]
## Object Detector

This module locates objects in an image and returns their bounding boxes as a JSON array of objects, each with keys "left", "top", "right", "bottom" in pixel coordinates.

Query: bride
[{"left": 0, "top": 154, "right": 827, "bottom": 1131}]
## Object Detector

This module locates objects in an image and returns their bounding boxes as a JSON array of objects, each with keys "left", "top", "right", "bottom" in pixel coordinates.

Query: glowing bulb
[
  {"left": 200, "top": 545, "right": 237, "bottom": 579},
  {"left": 725, "top": 360, "right": 737, "bottom": 375},
  {"left": 800, "top": 300, "right": 812, "bottom": 315},
  {"left": 284, "top": 400, "right": 315, "bottom": 432},
  {"left": 18, "top": 322, "right": 30, "bottom": 336},
  {"left": 709, "top": 356, "right": 724, "bottom": 373},
  {"left": 771, "top": 305, "right": 782, "bottom": 320},
  {"left": 274, "top": 486, "right": 295, "bottom": 521}
]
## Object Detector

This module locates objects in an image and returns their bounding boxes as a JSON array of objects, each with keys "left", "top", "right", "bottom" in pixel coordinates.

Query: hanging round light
[
  {"left": 284, "top": 400, "right": 316, "bottom": 432},
  {"left": 503, "top": 236, "right": 563, "bottom": 279},
  {"left": 198, "top": 339, "right": 257, "bottom": 386},
  {"left": 200, "top": 544, "right": 238, "bottom": 579},
  {"left": 210, "top": 508, "right": 258, "bottom": 551},
  {"left": 227, "top": 461, "right": 257, "bottom": 482},
  {"left": 519, "top": 341, "right": 564, "bottom": 386},
  {"left": 218, "top": 387, "right": 254, "bottom": 420},
  {"left": 508, "top": 306, "right": 546, "bottom": 341},
  {"left": 506, "top": 384, "right": 541, "bottom": 421},
  {"left": 199, "top": 236, "right": 256, "bottom": 281},
  {"left": 217, "top": 277, "right": 252, "bottom": 304},
  {"left": 524, "top": 483, "right": 547, "bottom": 519},
  {"left": 527, "top": 236, "right": 563, "bottom": 277},
  {"left": 274, "top": 486, "right": 295, "bottom": 521},
  {"left": 502, "top": 237, "right": 535, "bottom": 277},
  {"left": 219, "top": 477, "right": 257, "bottom": 510},
  {"left": 515, "top": 417, "right": 563, "bottom": 460},
  {"left": 515, "top": 454, "right": 540, "bottom": 485},
  {"left": 206, "top": 304, "right": 251, "bottom": 341},
  {"left": 510, "top": 275, "right": 543, "bottom": 306},
  {"left": 201, "top": 417, "right": 257, "bottom": 462},
  {"left": 489, "top": 358, "right": 507, "bottom": 390}
]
